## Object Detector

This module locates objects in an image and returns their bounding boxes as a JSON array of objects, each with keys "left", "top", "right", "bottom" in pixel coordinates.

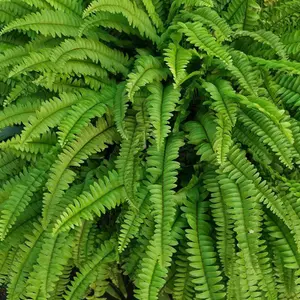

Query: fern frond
[
  {"left": 79, "top": 12, "right": 140, "bottom": 37},
  {"left": 141, "top": 0, "right": 164, "bottom": 31},
  {"left": 126, "top": 55, "right": 168, "bottom": 101},
  {"left": 50, "top": 38, "right": 129, "bottom": 75},
  {"left": 0, "top": 155, "right": 54, "bottom": 240},
  {"left": 73, "top": 221, "right": 97, "bottom": 267},
  {"left": 281, "top": 30, "right": 300, "bottom": 55},
  {"left": 147, "top": 82, "right": 180, "bottom": 150},
  {"left": 223, "top": 0, "right": 260, "bottom": 30},
  {"left": 184, "top": 113, "right": 216, "bottom": 162},
  {"left": 20, "top": 92, "right": 79, "bottom": 143},
  {"left": 64, "top": 240, "right": 116, "bottom": 300},
  {"left": 113, "top": 82, "right": 128, "bottom": 139},
  {"left": 249, "top": 56, "right": 300, "bottom": 75},
  {"left": 183, "top": 192, "right": 225, "bottom": 299},
  {"left": 227, "top": 49, "right": 260, "bottom": 95},
  {"left": 53, "top": 170, "right": 125, "bottom": 233},
  {"left": 147, "top": 134, "right": 184, "bottom": 266},
  {"left": 58, "top": 87, "right": 115, "bottom": 145},
  {"left": 204, "top": 171, "right": 235, "bottom": 276},
  {"left": 44, "top": 0, "right": 83, "bottom": 15},
  {"left": 116, "top": 117, "right": 144, "bottom": 207},
  {"left": 0, "top": 9, "right": 82, "bottom": 37},
  {"left": 25, "top": 231, "right": 74, "bottom": 299},
  {"left": 183, "top": 7, "right": 232, "bottom": 42},
  {"left": 164, "top": 43, "right": 192, "bottom": 88},
  {"left": 234, "top": 29, "right": 287, "bottom": 59},
  {"left": 84, "top": 0, "right": 159, "bottom": 43},
  {"left": 179, "top": 22, "right": 232, "bottom": 65},
  {"left": 221, "top": 145, "right": 290, "bottom": 227},
  {"left": 0, "top": 100, "right": 40, "bottom": 129},
  {"left": 7, "top": 221, "right": 46, "bottom": 300},
  {"left": 173, "top": 245, "right": 196, "bottom": 300},
  {"left": 43, "top": 119, "right": 118, "bottom": 227}
]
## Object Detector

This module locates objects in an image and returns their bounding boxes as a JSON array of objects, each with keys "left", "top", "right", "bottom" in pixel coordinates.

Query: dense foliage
[{"left": 0, "top": 0, "right": 300, "bottom": 299}]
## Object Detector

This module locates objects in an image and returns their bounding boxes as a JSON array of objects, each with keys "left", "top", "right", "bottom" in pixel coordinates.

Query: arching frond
[
  {"left": 43, "top": 119, "right": 118, "bottom": 227},
  {"left": 84, "top": 0, "right": 159, "bottom": 43},
  {"left": 0, "top": 9, "right": 82, "bottom": 37},
  {"left": 179, "top": 22, "right": 232, "bottom": 65},
  {"left": 53, "top": 170, "right": 126, "bottom": 233},
  {"left": 64, "top": 240, "right": 116, "bottom": 300},
  {"left": 50, "top": 38, "right": 130, "bottom": 75}
]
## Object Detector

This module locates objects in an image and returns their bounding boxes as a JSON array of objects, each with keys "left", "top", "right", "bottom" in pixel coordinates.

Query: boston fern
[{"left": 0, "top": 0, "right": 300, "bottom": 299}]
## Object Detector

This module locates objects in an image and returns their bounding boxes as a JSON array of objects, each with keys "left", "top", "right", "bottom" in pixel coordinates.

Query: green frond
[
  {"left": 58, "top": 87, "right": 115, "bottom": 145},
  {"left": 0, "top": 9, "right": 82, "bottom": 37},
  {"left": 249, "top": 56, "right": 300, "bottom": 75},
  {"left": 116, "top": 117, "right": 144, "bottom": 207},
  {"left": 44, "top": 0, "right": 83, "bottom": 15},
  {"left": 281, "top": 30, "right": 300, "bottom": 55},
  {"left": 147, "top": 134, "right": 184, "bottom": 266},
  {"left": 173, "top": 245, "right": 196, "bottom": 300},
  {"left": 50, "top": 38, "right": 130, "bottom": 75},
  {"left": 223, "top": 0, "right": 260, "bottom": 30},
  {"left": 43, "top": 119, "right": 118, "bottom": 227},
  {"left": 64, "top": 240, "right": 116, "bottom": 300},
  {"left": 0, "top": 155, "right": 54, "bottom": 240},
  {"left": 0, "top": 100, "right": 40, "bottom": 129},
  {"left": 53, "top": 170, "right": 126, "bottom": 233},
  {"left": 234, "top": 29, "right": 287, "bottom": 59},
  {"left": 25, "top": 231, "right": 74, "bottom": 299},
  {"left": 184, "top": 113, "right": 216, "bottom": 162},
  {"left": 7, "top": 221, "right": 46, "bottom": 300},
  {"left": 276, "top": 74, "right": 300, "bottom": 112},
  {"left": 79, "top": 11, "right": 140, "bottom": 37},
  {"left": 183, "top": 7, "right": 232, "bottom": 42},
  {"left": 20, "top": 92, "right": 79, "bottom": 143},
  {"left": 227, "top": 49, "right": 260, "bottom": 95},
  {"left": 73, "top": 221, "right": 97, "bottom": 267},
  {"left": 8, "top": 50, "right": 54, "bottom": 78},
  {"left": 164, "top": 43, "right": 193, "bottom": 88},
  {"left": 183, "top": 192, "right": 225, "bottom": 299},
  {"left": 113, "top": 82, "right": 128, "bottom": 139},
  {"left": 141, "top": 0, "right": 164, "bottom": 31},
  {"left": 238, "top": 107, "right": 294, "bottom": 168},
  {"left": 118, "top": 184, "right": 151, "bottom": 252},
  {"left": 178, "top": 22, "right": 232, "bottom": 65},
  {"left": 0, "top": 132, "right": 57, "bottom": 158},
  {"left": 83, "top": 0, "right": 159, "bottom": 43},
  {"left": 147, "top": 82, "right": 180, "bottom": 150},
  {"left": 126, "top": 55, "right": 168, "bottom": 101},
  {"left": 204, "top": 171, "right": 235, "bottom": 276},
  {"left": 233, "top": 122, "right": 273, "bottom": 165},
  {"left": 135, "top": 256, "right": 168, "bottom": 300},
  {"left": 221, "top": 145, "right": 290, "bottom": 227},
  {"left": 0, "top": 1, "right": 33, "bottom": 24}
]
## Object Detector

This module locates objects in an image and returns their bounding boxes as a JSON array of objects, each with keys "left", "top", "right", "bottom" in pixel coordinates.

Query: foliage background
[{"left": 0, "top": 0, "right": 300, "bottom": 299}]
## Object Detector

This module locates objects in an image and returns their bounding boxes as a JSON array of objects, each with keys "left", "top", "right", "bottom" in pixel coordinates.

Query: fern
[{"left": 0, "top": 1, "right": 300, "bottom": 299}]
